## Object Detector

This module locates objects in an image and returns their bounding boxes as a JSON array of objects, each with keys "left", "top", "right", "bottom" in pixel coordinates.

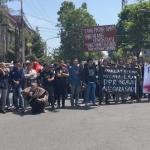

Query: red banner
[{"left": 82, "top": 25, "right": 116, "bottom": 52}]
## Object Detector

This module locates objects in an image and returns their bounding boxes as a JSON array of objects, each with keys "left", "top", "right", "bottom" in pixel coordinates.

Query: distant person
[
  {"left": 10, "top": 60, "right": 25, "bottom": 112},
  {"left": 82, "top": 58, "right": 98, "bottom": 107},
  {"left": 55, "top": 59, "right": 69, "bottom": 108},
  {"left": 99, "top": 59, "right": 110, "bottom": 105},
  {"left": 69, "top": 58, "right": 81, "bottom": 107},
  {"left": 0, "top": 63, "right": 9, "bottom": 113},
  {"left": 32, "top": 60, "right": 42, "bottom": 73},
  {"left": 41, "top": 63, "right": 55, "bottom": 109},
  {"left": 24, "top": 63, "right": 37, "bottom": 88}
]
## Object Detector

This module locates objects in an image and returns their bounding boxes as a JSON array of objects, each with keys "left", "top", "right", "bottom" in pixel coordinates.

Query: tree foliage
[
  {"left": 116, "top": 0, "right": 150, "bottom": 60},
  {"left": 57, "top": 1, "right": 99, "bottom": 62}
]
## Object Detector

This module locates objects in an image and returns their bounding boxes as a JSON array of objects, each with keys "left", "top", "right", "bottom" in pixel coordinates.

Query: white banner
[{"left": 143, "top": 66, "right": 150, "bottom": 93}]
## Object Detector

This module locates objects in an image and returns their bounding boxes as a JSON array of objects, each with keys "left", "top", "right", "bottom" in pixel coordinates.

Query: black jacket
[{"left": 82, "top": 64, "right": 98, "bottom": 84}]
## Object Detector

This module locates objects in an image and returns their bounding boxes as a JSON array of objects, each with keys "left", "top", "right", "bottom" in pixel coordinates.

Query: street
[{"left": 1, "top": 99, "right": 150, "bottom": 150}]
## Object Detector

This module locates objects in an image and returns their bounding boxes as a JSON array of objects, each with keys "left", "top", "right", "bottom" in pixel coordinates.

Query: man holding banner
[{"left": 116, "top": 59, "right": 126, "bottom": 104}]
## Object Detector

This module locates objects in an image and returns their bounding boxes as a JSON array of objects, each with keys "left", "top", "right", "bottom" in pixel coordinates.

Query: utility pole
[{"left": 21, "top": 0, "right": 25, "bottom": 63}]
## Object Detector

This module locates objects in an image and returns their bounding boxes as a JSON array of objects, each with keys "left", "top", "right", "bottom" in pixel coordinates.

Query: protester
[
  {"left": 10, "top": 60, "right": 25, "bottom": 112},
  {"left": 131, "top": 56, "right": 142, "bottom": 102},
  {"left": 24, "top": 63, "right": 37, "bottom": 88},
  {"left": 22, "top": 83, "right": 47, "bottom": 113},
  {"left": 116, "top": 59, "right": 126, "bottom": 104},
  {"left": 79, "top": 63, "right": 84, "bottom": 99},
  {"left": 55, "top": 59, "right": 69, "bottom": 108},
  {"left": 69, "top": 58, "right": 81, "bottom": 107},
  {"left": 99, "top": 59, "right": 110, "bottom": 105},
  {"left": 32, "top": 60, "right": 42, "bottom": 73},
  {"left": 41, "top": 62, "right": 55, "bottom": 109},
  {"left": 83, "top": 58, "right": 98, "bottom": 107},
  {"left": 0, "top": 62, "right": 9, "bottom": 113},
  {"left": 53, "top": 63, "right": 59, "bottom": 104}
]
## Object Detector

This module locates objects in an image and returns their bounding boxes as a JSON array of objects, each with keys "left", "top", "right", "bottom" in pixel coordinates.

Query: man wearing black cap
[{"left": 41, "top": 63, "right": 55, "bottom": 109}]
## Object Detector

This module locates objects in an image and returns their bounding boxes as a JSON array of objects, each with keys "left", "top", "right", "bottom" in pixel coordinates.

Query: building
[{"left": 0, "top": 8, "right": 33, "bottom": 61}]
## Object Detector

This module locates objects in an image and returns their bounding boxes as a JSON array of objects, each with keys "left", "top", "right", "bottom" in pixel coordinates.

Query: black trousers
[
  {"left": 57, "top": 84, "right": 67, "bottom": 106},
  {"left": 30, "top": 100, "right": 45, "bottom": 113},
  {"left": 43, "top": 86, "right": 54, "bottom": 107},
  {"left": 99, "top": 84, "right": 109, "bottom": 104},
  {"left": 53, "top": 83, "right": 57, "bottom": 103}
]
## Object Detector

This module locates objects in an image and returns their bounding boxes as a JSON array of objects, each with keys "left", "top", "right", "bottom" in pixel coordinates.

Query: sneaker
[
  {"left": 51, "top": 107, "right": 55, "bottom": 110},
  {"left": 57, "top": 106, "right": 60, "bottom": 109},
  {"left": 14, "top": 108, "right": 19, "bottom": 111},
  {"left": 106, "top": 102, "right": 110, "bottom": 105},
  {"left": 0, "top": 109, "right": 6, "bottom": 114},
  {"left": 93, "top": 103, "right": 98, "bottom": 106},
  {"left": 62, "top": 105, "right": 65, "bottom": 108}
]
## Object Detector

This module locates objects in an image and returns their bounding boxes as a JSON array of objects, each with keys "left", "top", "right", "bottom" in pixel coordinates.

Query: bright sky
[{"left": 7, "top": 0, "right": 136, "bottom": 53}]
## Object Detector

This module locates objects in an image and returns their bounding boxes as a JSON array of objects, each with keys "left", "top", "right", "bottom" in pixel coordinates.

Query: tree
[
  {"left": 57, "top": 1, "right": 99, "bottom": 62},
  {"left": 25, "top": 28, "right": 51, "bottom": 63},
  {"left": 116, "top": 0, "right": 150, "bottom": 59}
]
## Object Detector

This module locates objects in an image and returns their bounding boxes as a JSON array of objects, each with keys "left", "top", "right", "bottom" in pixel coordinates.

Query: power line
[
  {"left": 36, "top": 0, "right": 56, "bottom": 26},
  {"left": 26, "top": 13, "right": 57, "bottom": 24},
  {"left": 30, "top": 25, "right": 59, "bottom": 30},
  {"left": 24, "top": 0, "right": 48, "bottom": 28},
  {"left": 30, "top": 0, "right": 53, "bottom": 28}
]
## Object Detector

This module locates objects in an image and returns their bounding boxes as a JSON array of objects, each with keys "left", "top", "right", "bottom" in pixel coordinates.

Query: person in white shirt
[{"left": 24, "top": 63, "right": 37, "bottom": 88}]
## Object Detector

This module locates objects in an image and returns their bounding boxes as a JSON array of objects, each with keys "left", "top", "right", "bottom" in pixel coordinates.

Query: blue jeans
[
  {"left": 84, "top": 82, "right": 96, "bottom": 103},
  {"left": 70, "top": 84, "right": 81, "bottom": 106},
  {"left": 12, "top": 86, "right": 24, "bottom": 109}
]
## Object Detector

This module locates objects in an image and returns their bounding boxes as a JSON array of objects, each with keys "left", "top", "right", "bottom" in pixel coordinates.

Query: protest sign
[
  {"left": 143, "top": 66, "right": 150, "bottom": 93},
  {"left": 82, "top": 25, "right": 116, "bottom": 52},
  {"left": 102, "top": 68, "right": 139, "bottom": 93}
]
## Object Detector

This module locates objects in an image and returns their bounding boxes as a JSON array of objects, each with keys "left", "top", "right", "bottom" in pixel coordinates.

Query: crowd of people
[{"left": 0, "top": 56, "right": 149, "bottom": 114}]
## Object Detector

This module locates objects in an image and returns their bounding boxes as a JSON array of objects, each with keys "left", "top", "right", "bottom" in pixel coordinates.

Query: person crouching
[{"left": 22, "top": 83, "right": 47, "bottom": 113}]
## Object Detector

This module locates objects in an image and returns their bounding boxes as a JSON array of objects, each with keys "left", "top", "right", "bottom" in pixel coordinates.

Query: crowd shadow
[
  {"left": 7, "top": 104, "right": 98, "bottom": 117},
  {"left": 5, "top": 98, "right": 150, "bottom": 116}
]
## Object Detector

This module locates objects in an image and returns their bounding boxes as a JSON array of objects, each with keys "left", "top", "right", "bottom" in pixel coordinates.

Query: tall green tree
[
  {"left": 57, "top": 1, "right": 99, "bottom": 62},
  {"left": 116, "top": 0, "right": 150, "bottom": 59},
  {"left": 25, "top": 28, "right": 51, "bottom": 63}
]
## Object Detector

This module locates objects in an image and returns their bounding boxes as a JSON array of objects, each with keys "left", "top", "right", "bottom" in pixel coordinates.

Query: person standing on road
[
  {"left": 116, "top": 59, "right": 126, "bottom": 104},
  {"left": 10, "top": 60, "right": 25, "bottom": 112},
  {"left": 83, "top": 58, "right": 98, "bottom": 107},
  {"left": 69, "top": 58, "right": 81, "bottom": 107},
  {"left": 24, "top": 63, "right": 37, "bottom": 88},
  {"left": 131, "top": 56, "right": 142, "bottom": 102},
  {"left": 55, "top": 59, "right": 69, "bottom": 108},
  {"left": 41, "top": 63, "right": 55, "bottom": 109},
  {"left": 99, "top": 59, "right": 110, "bottom": 105},
  {"left": 0, "top": 63, "right": 9, "bottom": 113}
]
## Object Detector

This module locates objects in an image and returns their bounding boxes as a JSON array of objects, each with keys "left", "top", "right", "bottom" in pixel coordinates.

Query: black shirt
[
  {"left": 41, "top": 70, "right": 54, "bottom": 86},
  {"left": 55, "top": 67, "right": 68, "bottom": 85},
  {"left": 89, "top": 67, "right": 95, "bottom": 82}
]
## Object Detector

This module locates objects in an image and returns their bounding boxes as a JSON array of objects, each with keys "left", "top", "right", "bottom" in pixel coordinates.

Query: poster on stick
[
  {"left": 143, "top": 66, "right": 150, "bottom": 93},
  {"left": 82, "top": 25, "right": 116, "bottom": 52},
  {"left": 102, "top": 68, "right": 139, "bottom": 93}
]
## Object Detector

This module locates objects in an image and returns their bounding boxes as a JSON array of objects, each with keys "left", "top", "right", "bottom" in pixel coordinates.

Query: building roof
[{"left": 2, "top": 8, "right": 32, "bottom": 32}]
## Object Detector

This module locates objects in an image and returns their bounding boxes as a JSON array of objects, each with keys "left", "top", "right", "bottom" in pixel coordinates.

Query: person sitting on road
[{"left": 22, "top": 83, "right": 47, "bottom": 113}]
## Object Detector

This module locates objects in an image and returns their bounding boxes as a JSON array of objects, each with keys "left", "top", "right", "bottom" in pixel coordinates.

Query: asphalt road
[{"left": 1, "top": 99, "right": 150, "bottom": 150}]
